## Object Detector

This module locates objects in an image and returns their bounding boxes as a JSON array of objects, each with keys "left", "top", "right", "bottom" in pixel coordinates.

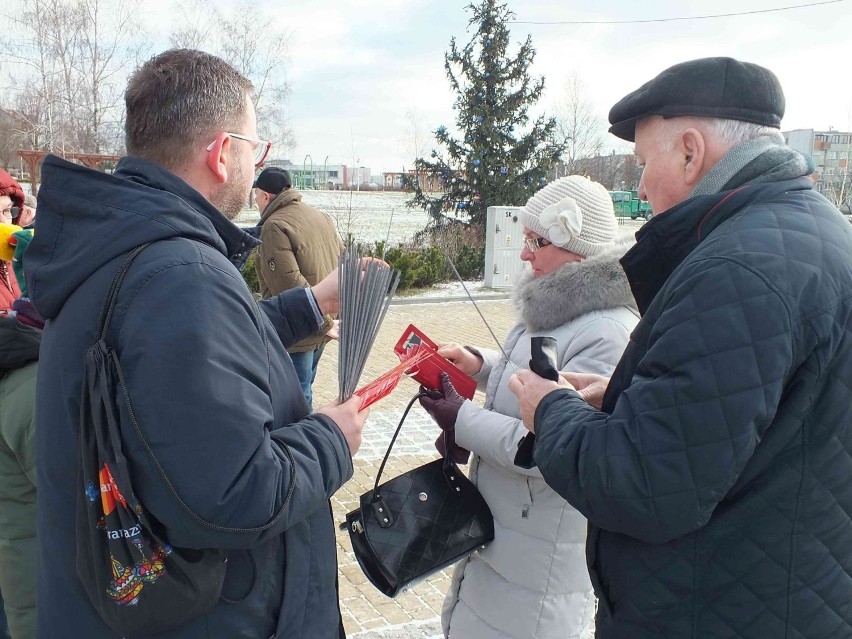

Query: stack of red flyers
[
  {"left": 393, "top": 325, "right": 477, "bottom": 400},
  {"left": 353, "top": 345, "right": 431, "bottom": 410},
  {"left": 353, "top": 324, "right": 478, "bottom": 409}
]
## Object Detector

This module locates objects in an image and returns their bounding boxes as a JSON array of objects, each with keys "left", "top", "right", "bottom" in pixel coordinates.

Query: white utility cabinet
[{"left": 484, "top": 205, "right": 526, "bottom": 289}]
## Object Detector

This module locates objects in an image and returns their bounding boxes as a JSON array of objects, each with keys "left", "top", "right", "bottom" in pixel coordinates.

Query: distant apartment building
[
  {"left": 785, "top": 128, "right": 852, "bottom": 212},
  {"left": 264, "top": 159, "right": 372, "bottom": 189}
]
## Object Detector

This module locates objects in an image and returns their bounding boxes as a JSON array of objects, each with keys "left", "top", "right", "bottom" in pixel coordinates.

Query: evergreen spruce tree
[{"left": 407, "top": 0, "right": 561, "bottom": 231}]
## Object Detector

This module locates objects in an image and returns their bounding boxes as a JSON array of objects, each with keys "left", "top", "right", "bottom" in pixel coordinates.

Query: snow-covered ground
[
  {"left": 239, "top": 191, "right": 645, "bottom": 300},
  {"left": 394, "top": 279, "right": 514, "bottom": 300},
  {"left": 237, "top": 190, "right": 461, "bottom": 245}
]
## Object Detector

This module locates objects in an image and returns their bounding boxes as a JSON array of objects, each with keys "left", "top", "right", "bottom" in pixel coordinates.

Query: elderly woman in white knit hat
[{"left": 419, "top": 175, "right": 640, "bottom": 639}]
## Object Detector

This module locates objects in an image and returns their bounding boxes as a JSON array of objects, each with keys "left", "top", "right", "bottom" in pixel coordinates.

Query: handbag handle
[{"left": 371, "top": 390, "right": 453, "bottom": 499}]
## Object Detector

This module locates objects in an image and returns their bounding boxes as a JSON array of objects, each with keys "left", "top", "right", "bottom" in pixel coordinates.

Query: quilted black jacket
[{"left": 533, "top": 177, "right": 852, "bottom": 638}]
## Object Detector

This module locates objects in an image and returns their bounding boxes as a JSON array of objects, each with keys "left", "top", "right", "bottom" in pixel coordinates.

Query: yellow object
[{"left": 0, "top": 223, "right": 23, "bottom": 261}]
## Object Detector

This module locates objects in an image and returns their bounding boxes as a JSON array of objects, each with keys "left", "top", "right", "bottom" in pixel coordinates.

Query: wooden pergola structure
[{"left": 17, "top": 150, "right": 120, "bottom": 196}]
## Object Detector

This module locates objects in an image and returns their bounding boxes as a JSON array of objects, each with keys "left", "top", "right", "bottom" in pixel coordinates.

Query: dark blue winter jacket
[
  {"left": 533, "top": 178, "right": 852, "bottom": 638},
  {"left": 27, "top": 155, "right": 353, "bottom": 639}
]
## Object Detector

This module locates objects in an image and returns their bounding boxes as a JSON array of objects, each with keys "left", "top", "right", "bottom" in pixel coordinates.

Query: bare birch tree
[
  {"left": 403, "top": 108, "right": 427, "bottom": 165},
  {"left": 820, "top": 143, "right": 852, "bottom": 212},
  {"left": 402, "top": 108, "right": 428, "bottom": 188},
  {"left": 222, "top": 2, "right": 293, "bottom": 150},
  {"left": 2, "top": 0, "right": 291, "bottom": 158},
  {"left": 1, "top": 0, "right": 145, "bottom": 154},
  {"left": 554, "top": 73, "right": 605, "bottom": 176},
  {"left": 169, "top": 0, "right": 294, "bottom": 152},
  {"left": 2, "top": 0, "right": 65, "bottom": 151},
  {"left": 77, "top": 0, "right": 147, "bottom": 153},
  {"left": 169, "top": 0, "right": 219, "bottom": 50}
]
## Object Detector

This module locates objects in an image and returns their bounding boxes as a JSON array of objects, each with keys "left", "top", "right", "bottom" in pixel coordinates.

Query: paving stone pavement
[
  {"left": 349, "top": 620, "right": 443, "bottom": 639},
  {"left": 316, "top": 298, "right": 516, "bottom": 637}
]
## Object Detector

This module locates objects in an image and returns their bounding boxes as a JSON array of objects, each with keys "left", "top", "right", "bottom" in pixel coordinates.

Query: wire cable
[
  {"left": 444, "top": 254, "right": 519, "bottom": 374},
  {"left": 509, "top": 0, "right": 848, "bottom": 25}
]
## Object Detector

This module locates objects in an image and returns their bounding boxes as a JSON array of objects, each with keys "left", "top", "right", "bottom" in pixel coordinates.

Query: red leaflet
[
  {"left": 354, "top": 346, "right": 431, "bottom": 410},
  {"left": 353, "top": 325, "right": 478, "bottom": 410}
]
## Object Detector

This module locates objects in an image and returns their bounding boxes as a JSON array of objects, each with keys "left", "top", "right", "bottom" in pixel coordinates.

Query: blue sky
[{"left": 131, "top": 0, "right": 852, "bottom": 174}]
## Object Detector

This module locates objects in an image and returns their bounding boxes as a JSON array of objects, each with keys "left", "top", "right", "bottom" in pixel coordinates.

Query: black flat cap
[
  {"left": 608, "top": 57, "right": 785, "bottom": 142},
  {"left": 253, "top": 166, "right": 292, "bottom": 194}
]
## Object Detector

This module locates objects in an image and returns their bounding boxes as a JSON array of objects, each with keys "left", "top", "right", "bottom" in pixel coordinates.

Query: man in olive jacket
[
  {"left": 510, "top": 57, "right": 852, "bottom": 638},
  {"left": 254, "top": 166, "right": 343, "bottom": 409}
]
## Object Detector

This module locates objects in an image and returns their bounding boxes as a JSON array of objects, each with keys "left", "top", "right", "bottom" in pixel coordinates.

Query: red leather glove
[{"left": 418, "top": 372, "right": 471, "bottom": 464}]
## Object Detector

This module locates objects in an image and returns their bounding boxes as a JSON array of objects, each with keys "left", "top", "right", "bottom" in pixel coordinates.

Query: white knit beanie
[{"left": 520, "top": 175, "right": 618, "bottom": 257}]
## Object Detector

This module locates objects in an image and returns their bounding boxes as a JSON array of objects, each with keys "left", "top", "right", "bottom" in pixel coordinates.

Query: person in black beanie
[
  {"left": 508, "top": 56, "right": 852, "bottom": 638},
  {"left": 252, "top": 166, "right": 343, "bottom": 411}
]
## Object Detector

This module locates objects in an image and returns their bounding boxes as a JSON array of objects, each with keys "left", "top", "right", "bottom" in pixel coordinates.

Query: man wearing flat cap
[
  {"left": 254, "top": 166, "right": 343, "bottom": 410},
  {"left": 509, "top": 57, "right": 852, "bottom": 637}
]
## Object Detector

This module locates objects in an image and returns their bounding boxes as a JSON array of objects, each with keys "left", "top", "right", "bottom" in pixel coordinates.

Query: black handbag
[
  {"left": 344, "top": 393, "right": 494, "bottom": 598},
  {"left": 76, "top": 244, "right": 227, "bottom": 636}
]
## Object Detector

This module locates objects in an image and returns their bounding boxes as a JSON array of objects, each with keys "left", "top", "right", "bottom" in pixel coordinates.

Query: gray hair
[
  {"left": 125, "top": 49, "right": 253, "bottom": 170},
  {"left": 654, "top": 116, "right": 784, "bottom": 152}
]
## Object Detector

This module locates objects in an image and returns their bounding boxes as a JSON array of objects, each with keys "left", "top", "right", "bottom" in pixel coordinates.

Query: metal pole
[
  {"left": 323, "top": 156, "right": 329, "bottom": 190},
  {"left": 303, "top": 154, "right": 314, "bottom": 190}
]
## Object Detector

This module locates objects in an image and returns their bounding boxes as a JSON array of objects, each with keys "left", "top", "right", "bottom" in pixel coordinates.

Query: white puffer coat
[{"left": 443, "top": 243, "right": 640, "bottom": 639}]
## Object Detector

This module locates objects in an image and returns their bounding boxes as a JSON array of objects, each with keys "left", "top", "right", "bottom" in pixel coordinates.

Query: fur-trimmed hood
[{"left": 514, "top": 238, "right": 637, "bottom": 332}]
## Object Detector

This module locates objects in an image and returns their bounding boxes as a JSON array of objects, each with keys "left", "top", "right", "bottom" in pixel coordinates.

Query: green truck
[{"left": 610, "top": 190, "right": 653, "bottom": 221}]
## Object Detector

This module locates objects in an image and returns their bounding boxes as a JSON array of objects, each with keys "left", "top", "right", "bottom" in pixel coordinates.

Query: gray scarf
[{"left": 691, "top": 133, "right": 814, "bottom": 197}]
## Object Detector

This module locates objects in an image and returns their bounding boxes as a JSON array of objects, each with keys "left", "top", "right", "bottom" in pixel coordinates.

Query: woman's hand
[
  {"left": 435, "top": 342, "right": 483, "bottom": 376},
  {"left": 418, "top": 372, "right": 470, "bottom": 464}
]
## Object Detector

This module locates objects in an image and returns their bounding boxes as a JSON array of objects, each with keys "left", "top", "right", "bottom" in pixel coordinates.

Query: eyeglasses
[
  {"left": 0, "top": 206, "right": 14, "bottom": 222},
  {"left": 523, "top": 236, "right": 551, "bottom": 252},
  {"left": 207, "top": 132, "right": 272, "bottom": 167}
]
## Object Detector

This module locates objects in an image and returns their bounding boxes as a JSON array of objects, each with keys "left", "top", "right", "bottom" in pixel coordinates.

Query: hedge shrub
[{"left": 240, "top": 227, "right": 486, "bottom": 293}]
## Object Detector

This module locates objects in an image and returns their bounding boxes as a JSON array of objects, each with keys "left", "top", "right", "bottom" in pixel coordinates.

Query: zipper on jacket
[{"left": 522, "top": 477, "right": 534, "bottom": 519}]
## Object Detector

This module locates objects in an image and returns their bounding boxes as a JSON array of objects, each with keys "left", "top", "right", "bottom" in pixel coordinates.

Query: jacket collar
[
  {"left": 116, "top": 156, "right": 260, "bottom": 267},
  {"left": 621, "top": 177, "right": 814, "bottom": 314},
  {"left": 259, "top": 188, "right": 301, "bottom": 225},
  {"left": 514, "top": 240, "right": 637, "bottom": 332}
]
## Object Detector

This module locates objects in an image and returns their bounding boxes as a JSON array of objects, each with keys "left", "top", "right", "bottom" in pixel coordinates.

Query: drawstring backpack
[{"left": 76, "top": 244, "right": 227, "bottom": 636}]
